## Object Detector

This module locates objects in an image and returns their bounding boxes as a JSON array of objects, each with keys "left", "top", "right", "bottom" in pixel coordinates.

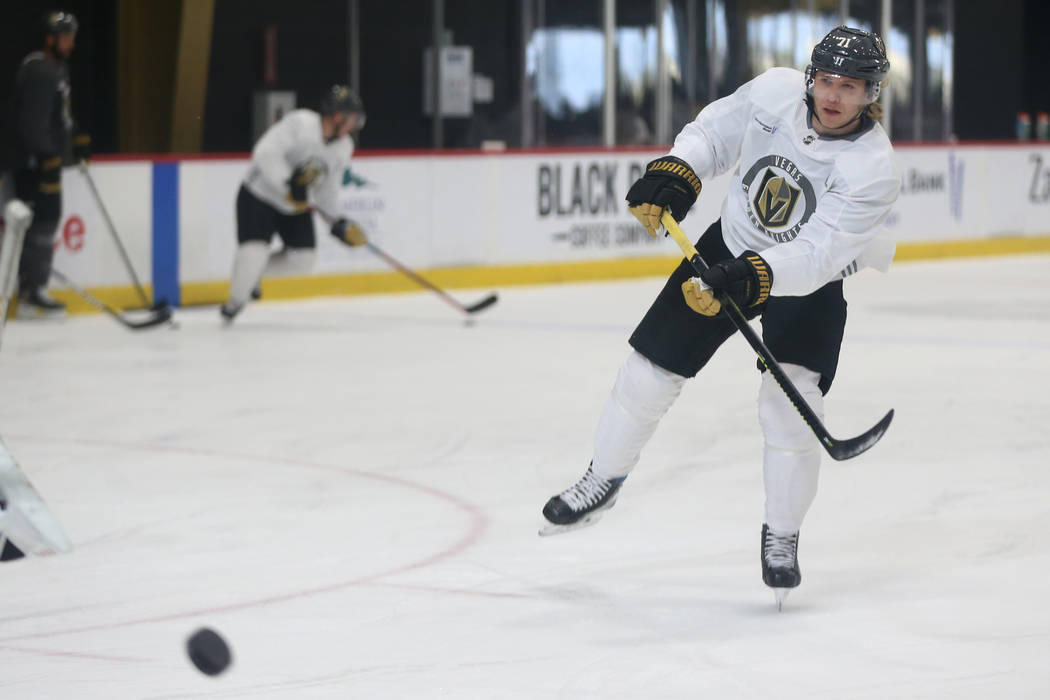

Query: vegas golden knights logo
[{"left": 752, "top": 169, "right": 801, "bottom": 228}]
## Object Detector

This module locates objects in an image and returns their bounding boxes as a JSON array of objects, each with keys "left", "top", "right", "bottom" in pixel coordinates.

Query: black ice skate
[
  {"left": 761, "top": 523, "right": 801, "bottom": 611},
  {"left": 0, "top": 495, "right": 25, "bottom": 561},
  {"left": 539, "top": 463, "right": 624, "bottom": 536},
  {"left": 17, "top": 287, "right": 66, "bottom": 319},
  {"left": 219, "top": 302, "right": 243, "bottom": 324}
]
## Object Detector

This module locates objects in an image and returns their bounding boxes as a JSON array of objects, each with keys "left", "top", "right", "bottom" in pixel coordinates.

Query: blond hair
[{"left": 866, "top": 81, "right": 886, "bottom": 120}]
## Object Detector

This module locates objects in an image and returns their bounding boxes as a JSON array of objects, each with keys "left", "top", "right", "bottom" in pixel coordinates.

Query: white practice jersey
[
  {"left": 242, "top": 109, "right": 353, "bottom": 216},
  {"left": 669, "top": 67, "right": 899, "bottom": 296}
]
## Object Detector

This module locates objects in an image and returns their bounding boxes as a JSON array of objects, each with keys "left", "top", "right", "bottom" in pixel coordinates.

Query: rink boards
[{"left": 19, "top": 143, "right": 1050, "bottom": 311}]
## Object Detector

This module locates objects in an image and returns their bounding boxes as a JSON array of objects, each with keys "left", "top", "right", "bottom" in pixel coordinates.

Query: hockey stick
[
  {"left": 50, "top": 268, "right": 173, "bottom": 330},
  {"left": 0, "top": 436, "right": 73, "bottom": 556},
  {"left": 78, "top": 162, "right": 172, "bottom": 312},
  {"left": 660, "top": 211, "right": 893, "bottom": 461},
  {"left": 363, "top": 241, "right": 498, "bottom": 314},
  {"left": 313, "top": 206, "right": 498, "bottom": 315}
]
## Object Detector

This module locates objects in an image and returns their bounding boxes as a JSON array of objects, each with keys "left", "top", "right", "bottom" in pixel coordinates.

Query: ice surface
[{"left": 0, "top": 255, "right": 1047, "bottom": 698}]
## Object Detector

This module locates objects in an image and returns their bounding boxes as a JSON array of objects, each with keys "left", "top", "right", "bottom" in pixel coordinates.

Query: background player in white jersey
[
  {"left": 540, "top": 27, "right": 899, "bottom": 606},
  {"left": 221, "top": 85, "right": 369, "bottom": 322}
]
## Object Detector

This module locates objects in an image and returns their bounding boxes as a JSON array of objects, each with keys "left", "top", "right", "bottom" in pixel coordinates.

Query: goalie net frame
[
  {"left": 0, "top": 198, "right": 73, "bottom": 557},
  {"left": 0, "top": 199, "right": 32, "bottom": 338}
]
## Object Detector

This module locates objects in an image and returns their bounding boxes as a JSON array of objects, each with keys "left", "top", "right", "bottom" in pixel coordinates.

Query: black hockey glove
[
  {"left": 37, "top": 154, "right": 63, "bottom": 195},
  {"left": 681, "top": 251, "right": 772, "bottom": 317},
  {"left": 73, "top": 133, "right": 91, "bottom": 164},
  {"left": 625, "top": 156, "right": 703, "bottom": 237},
  {"left": 286, "top": 164, "right": 314, "bottom": 213},
  {"left": 330, "top": 218, "right": 368, "bottom": 247}
]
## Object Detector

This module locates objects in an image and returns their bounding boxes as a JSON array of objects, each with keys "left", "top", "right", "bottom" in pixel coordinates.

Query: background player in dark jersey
[{"left": 7, "top": 11, "right": 89, "bottom": 318}]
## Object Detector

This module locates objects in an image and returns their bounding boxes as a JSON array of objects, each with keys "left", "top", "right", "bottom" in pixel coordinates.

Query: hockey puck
[{"left": 186, "top": 627, "right": 232, "bottom": 676}]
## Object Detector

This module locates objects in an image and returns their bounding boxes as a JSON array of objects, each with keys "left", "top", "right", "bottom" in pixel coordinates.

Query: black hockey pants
[{"left": 13, "top": 167, "right": 62, "bottom": 291}]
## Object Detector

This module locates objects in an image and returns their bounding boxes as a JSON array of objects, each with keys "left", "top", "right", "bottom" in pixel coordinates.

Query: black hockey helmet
[
  {"left": 320, "top": 85, "right": 366, "bottom": 128},
  {"left": 43, "top": 10, "right": 79, "bottom": 36},
  {"left": 806, "top": 26, "right": 889, "bottom": 101}
]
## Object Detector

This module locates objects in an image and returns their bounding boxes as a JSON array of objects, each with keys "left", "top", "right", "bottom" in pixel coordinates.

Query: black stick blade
[
  {"left": 120, "top": 304, "right": 174, "bottom": 330},
  {"left": 825, "top": 409, "right": 894, "bottom": 462},
  {"left": 464, "top": 293, "right": 498, "bottom": 314}
]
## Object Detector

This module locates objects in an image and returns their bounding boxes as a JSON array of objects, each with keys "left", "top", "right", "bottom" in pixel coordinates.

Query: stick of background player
[
  {"left": 77, "top": 161, "right": 174, "bottom": 315},
  {"left": 5, "top": 11, "right": 90, "bottom": 319},
  {"left": 49, "top": 268, "right": 173, "bottom": 330},
  {"left": 220, "top": 85, "right": 368, "bottom": 323},
  {"left": 312, "top": 204, "right": 498, "bottom": 316},
  {"left": 539, "top": 26, "right": 899, "bottom": 611}
]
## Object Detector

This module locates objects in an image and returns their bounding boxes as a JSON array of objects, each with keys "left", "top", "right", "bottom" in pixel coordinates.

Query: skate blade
[
  {"left": 774, "top": 587, "right": 791, "bottom": 612},
  {"left": 537, "top": 509, "right": 610, "bottom": 537}
]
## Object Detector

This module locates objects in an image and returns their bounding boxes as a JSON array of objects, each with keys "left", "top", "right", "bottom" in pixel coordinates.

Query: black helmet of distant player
[
  {"left": 320, "top": 85, "right": 366, "bottom": 132},
  {"left": 42, "top": 10, "right": 78, "bottom": 39},
  {"left": 805, "top": 26, "right": 889, "bottom": 103},
  {"left": 41, "top": 11, "right": 78, "bottom": 59}
]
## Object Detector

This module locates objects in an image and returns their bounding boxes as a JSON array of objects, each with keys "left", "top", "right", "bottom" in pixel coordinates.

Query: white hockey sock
[
  {"left": 759, "top": 363, "right": 823, "bottom": 533},
  {"left": 592, "top": 351, "right": 686, "bottom": 479},
  {"left": 228, "top": 241, "right": 271, "bottom": 308}
]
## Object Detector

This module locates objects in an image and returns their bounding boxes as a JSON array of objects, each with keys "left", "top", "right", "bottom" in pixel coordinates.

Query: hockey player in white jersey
[
  {"left": 221, "top": 85, "right": 369, "bottom": 322},
  {"left": 540, "top": 27, "right": 899, "bottom": 609}
]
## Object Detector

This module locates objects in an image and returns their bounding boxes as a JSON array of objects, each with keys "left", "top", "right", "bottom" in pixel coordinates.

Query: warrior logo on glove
[{"left": 625, "top": 156, "right": 703, "bottom": 237}]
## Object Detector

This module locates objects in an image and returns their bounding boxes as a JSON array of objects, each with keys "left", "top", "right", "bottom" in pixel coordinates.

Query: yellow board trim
[
  {"left": 894, "top": 235, "right": 1050, "bottom": 260},
  {"left": 46, "top": 234, "right": 1050, "bottom": 316},
  {"left": 179, "top": 256, "right": 684, "bottom": 307}
]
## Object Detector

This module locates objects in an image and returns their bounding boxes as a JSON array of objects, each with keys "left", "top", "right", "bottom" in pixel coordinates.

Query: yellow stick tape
[{"left": 659, "top": 211, "right": 702, "bottom": 261}]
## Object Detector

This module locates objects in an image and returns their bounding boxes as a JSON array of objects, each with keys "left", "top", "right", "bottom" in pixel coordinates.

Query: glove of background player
[
  {"left": 625, "top": 156, "right": 703, "bottom": 237},
  {"left": 72, "top": 134, "right": 91, "bottom": 164},
  {"left": 286, "top": 165, "right": 311, "bottom": 213},
  {"left": 330, "top": 218, "right": 368, "bottom": 247},
  {"left": 681, "top": 251, "right": 772, "bottom": 316},
  {"left": 37, "top": 154, "right": 63, "bottom": 194}
]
